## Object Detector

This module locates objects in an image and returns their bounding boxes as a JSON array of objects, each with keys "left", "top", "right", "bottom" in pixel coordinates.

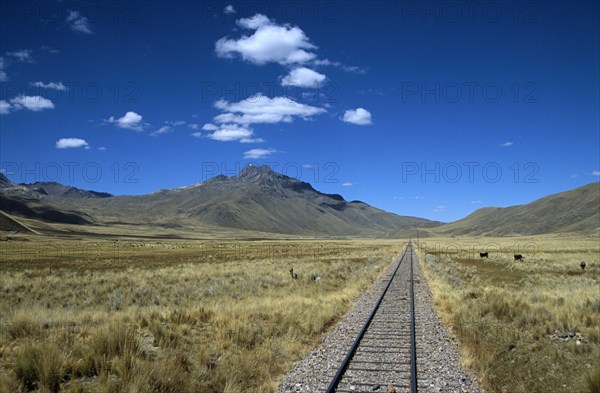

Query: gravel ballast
[{"left": 277, "top": 246, "right": 484, "bottom": 393}]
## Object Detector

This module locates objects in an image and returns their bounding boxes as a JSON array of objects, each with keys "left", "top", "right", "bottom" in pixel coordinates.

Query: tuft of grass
[
  {"left": 0, "top": 373, "right": 20, "bottom": 393},
  {"left": 14, "top": 341, "right": 66, "bottom": 392},
  {"left": 142, "top": 352, "right": 195, "bottom": 393},
  {"left": 91, "top": 321, "right": 139, "bottom": 359},
  {"left": 9, "top": 311, "right": 40, "bottom": 339},
  {"left": 587, "top": 365, "right": 600, "bottom": 393}
]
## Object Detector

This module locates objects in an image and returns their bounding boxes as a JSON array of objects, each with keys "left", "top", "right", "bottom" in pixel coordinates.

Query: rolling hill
[
  {"left": 0, "top": 210, "right": 39, "bottom": 234},
  {"left": 431, "top": 182, "right": 600, "bottom": 236},
  {"left": 0, "top": 174, "right": 95, "bottom": 227},
  {"left": 0, "top": 194, "right": 93, "bottom": 225},
  {"left": 0, "top": 165, "right": 440, "bottom": 237},
  {"left": 19, "top": 181, "right": 113, "bottom": 199}
]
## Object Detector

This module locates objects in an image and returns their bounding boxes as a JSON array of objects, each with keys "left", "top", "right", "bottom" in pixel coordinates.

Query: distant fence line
[
  {"left": 0, "top": 241, "right": 372, "bottom": 264},
  {"left": 0, "top": 239, "right": 541, "bottom": 264}
]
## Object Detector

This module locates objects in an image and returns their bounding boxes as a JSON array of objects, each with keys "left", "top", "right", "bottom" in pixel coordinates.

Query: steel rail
[
  {"left": 325, "top": 242, "right": 414, "bottom": 393},
  {"left": 409, "top": 247, "right": 418, "bottom": 392}
]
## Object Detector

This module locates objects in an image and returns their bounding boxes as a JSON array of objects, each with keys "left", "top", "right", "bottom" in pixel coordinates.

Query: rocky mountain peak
[
  {"left": 0, "top": 172, "right": 11, "bottom": 188},
  {"left": 237, "top": 164, "right": 278, "bottom": 181}
]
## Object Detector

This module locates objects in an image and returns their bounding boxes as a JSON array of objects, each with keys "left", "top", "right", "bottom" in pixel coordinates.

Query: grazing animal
[
  {"left": 311, "top": 274, "right": 321, "bottom": 282},
  {"left": 289, "top": 268, "right": 298, "bottom": 279},
  {"left": 580, "top": 261, "right": 586, "bottom": 270},
  {"left": 514, "top": 254, "right": 524, "bottom": 261},
  {"left": 480, "top": 252, "right": 489, "bottom": 258}
]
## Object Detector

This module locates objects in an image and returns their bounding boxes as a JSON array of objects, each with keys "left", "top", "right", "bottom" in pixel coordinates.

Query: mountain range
[
  {"left": 0, "top": 166, "right": 438, "bottom": 237},
  {"left": 0, "top": 167, "right": 598, "bottom": 238}
]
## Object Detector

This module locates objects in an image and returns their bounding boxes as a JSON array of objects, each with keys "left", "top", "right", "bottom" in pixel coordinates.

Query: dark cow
[
  {"left": 580, "top": 261, "right": 586, "bottom": 270},
  {"left": 289, "top": 268, "right": 298, "bottom": 279},
  {"left": 514, "top": 254, "right": 524, "bottom": 261},
  {"left": 480, "top": 252, "right": 489, "bottom": 258}
]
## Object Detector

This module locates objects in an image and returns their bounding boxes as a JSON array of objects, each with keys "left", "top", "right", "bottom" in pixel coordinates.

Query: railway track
[{"left": 326, "top": 242, "right": 419, "bottom": 393}]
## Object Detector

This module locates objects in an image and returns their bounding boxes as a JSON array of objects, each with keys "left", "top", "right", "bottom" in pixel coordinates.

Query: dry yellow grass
[
  {"left": 415, "top": 234, "right": 600, "bottom": 393},
  {"left": 0, "top": 237, "right": 399, "bottom": 393},
  {"left": 2, "top": 233, "right": 597, "bottom": 393}
]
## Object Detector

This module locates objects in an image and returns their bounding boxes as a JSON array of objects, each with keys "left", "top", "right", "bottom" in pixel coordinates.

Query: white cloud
[
  {"left": 208, "top": 124, "right": 255, "bottom": 142},
  {"left": 236, "top": 14, "right": 271, "bottom": 29},
  {"left": 499, "top": 141, "right": 513, "bottom": 147},
  {"left": 0, "top": 100, "right": 12, "bottom": 115},
  {"left": 313, "top": 58, "right": 366, "bottom": 74},
  {"left": 224, "top": 4, "right": 236, "bottom": 14},
  {"left": 214, "top": 112, "right": 285, "bottom": 125},
  {"left": 67, "top": 10, "right": 93, "bottom": 34},
  {"left": 281, "top": 67, "right": 326, "bottom": 88},
  {"left": 98, "top": 147, "right": 106, "bottom": 151},
  {"left": 56, "top": 138, "right": 89, "bottom": 149},
  {"left": 432, "top": 205, "right": 447, "bottom": 212},
  {"left": 593, "top": 170, "right": 600, "bottom": 176},
  {"left": 243, "top": 148, "right": 276, "bottom": 159},
  {"left": 191, "top": 132, "right": 202, "bottom": 138},
  {"left": 359, "top": 88, "right": 384, "bottom": 96},
  {"left": 471, "top": 200, "right": 482, "bottom": 204},
  {"left": 342, "top": 108, "right": 372, "bottom": 125},
  {"left": 240, "top": 137, "right": 265, "bottom": 143},
  {"left": 41, "top": 46, "right": 60, "bottom": 54},
  {"left": 202, "top": 123, "right": 219, "bottom": 131},
  {"left": 204, "top": 122, "right": 263, "bottom": 142},
  {"left": 9, "top": 95, "right": 54, "bottom": 112},
  {"left": 165, "top": 120, "right": 186, "bottom": 127},
  {"left": 7, "top": 49, "right": 33, "bottom": 63},
  {"left": 570, "top": 174, "right": 579, "bottom": 178},
  {"left": 0, "top": 57, "right": 7, "bottom": 81},
  {"left": 188, "top": 123, "right": 199, "bottom": 130},
  {"left": 216, "top": 14, "right": 317, "bottom": 65},
  {"left": 107, "top": 111, "right": 144, "bottom": 131},
  {"left": 31, "top": 81, "right": 68, "bottom": 91},
  {"left": 340, "top": 65, "right": 366, "bottom": 74},
  {"left": 151, "top": 125, "right": 173, "bottom": 136},
  {"left": 214, "top": 93, "right": 326, "bottom": 126},
  {"left": 342, "top": 182, "right": 353, "bottom": 186},
  {"left": 302, "top": 164, "right": 315, "bottom": 169}
]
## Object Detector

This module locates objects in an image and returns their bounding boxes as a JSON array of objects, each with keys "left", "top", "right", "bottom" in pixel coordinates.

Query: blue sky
[{"left": 0, "top": 0, "right": 598, "bottom": 222}]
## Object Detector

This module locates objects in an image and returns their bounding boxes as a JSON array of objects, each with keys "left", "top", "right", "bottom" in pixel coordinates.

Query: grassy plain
[
  {"left": 0, "top": 236, "right": 399, "bottom": 392},
  {"left": 415, "top": 233, "right": 600, "bottom": 393},
  {"left": 1, "top": 233, "right": 598, "bottom": 393}
]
